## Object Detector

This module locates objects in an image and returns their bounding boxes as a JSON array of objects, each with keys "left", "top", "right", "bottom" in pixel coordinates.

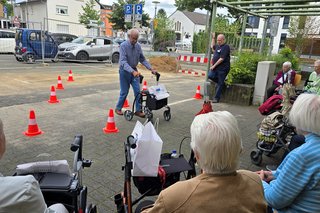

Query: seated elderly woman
[
  {"left": 266, "top": 61, "right": 296, "bottom": 99},
  {"left": 0, "top": 119, "right": 68, "bottom": 213},
  {"left": 142, "top": 111, "right": 267, "bottom": 213},
  {"left": 304, "top": 59, "right": 320, "bottom": 95},
  {"left": 258, "top": 94, "right": 320, "bottom": 212}
]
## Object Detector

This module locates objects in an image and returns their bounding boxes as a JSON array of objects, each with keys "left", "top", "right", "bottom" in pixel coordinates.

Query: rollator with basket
[
  {"left": 123, "top": 72, "right": 171, "bottom": 123},
  {"left": 250, "top": 83, "right": 297, "bottom": 165},
  {"left": 14, "top": 135, "right": 97, "bottom": 213},
  {"left": 114, "top": 120, "right": 196, "bottom": 213}
]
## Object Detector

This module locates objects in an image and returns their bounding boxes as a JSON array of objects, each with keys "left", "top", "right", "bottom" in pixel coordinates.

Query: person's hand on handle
[
  {"left": 151, "top": 68, "right": 157, "bottom": 75},
  {"left": 132, "top": 70, "right": 140, "bottom": 77},
  {"left": 256, "top": 170, "right": 274, "bottom": 183}
]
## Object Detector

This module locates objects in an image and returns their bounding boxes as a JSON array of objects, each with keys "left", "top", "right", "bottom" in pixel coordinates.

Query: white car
[
  {"left": 0, "top": 29, "right": 15, "bottom": 54},
  {"left": 58, "top": 36, "right": 120, "bottom": 63}
]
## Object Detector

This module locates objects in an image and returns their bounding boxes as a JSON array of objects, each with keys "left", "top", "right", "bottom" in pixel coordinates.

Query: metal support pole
[
  {"left": 239, "top": 13, "right": 248, "bottom": 53},
  {"left": 205, "top": 1, "right": 217, "bottom": 81},
  {"left": 268, "top": 36, "right": 274, "bottom": 57},
  {"left": 132, "top": 4, "right": 135, "bottom": 28},
  {"left": 259, "top": 17, "right": 268, "bottom": 54}
]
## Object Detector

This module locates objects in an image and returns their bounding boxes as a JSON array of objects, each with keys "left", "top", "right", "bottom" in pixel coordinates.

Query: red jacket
[{"left": 273, "top": 70, "right": 296, "bottom": 86}]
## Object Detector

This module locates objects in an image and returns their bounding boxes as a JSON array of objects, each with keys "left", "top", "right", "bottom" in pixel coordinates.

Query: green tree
[
  {"left": 1, "top": 0, "right": 13, "bottom": 17},
  {"left": 157, "top": 8, "right": 167, "bottom": 19},
  {"left": 79, "top": 0, "right": 101, "bottom": 29},
  {"left": 288, "top": 16, "right": 320, "bottom": 57},
  {"left": 154, "top": 14, "right": 175, "bottom": 51},
  {"left": 110, "top": 0, "right": 150, "bottom": 31},
  {"left": 175, "top": 0, "right": 245, "bottom": 20}
]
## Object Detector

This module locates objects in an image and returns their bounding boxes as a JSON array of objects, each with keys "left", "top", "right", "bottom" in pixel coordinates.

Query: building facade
[
  {"left": 169, "top": 10, "right": 207, "bottom": 43},
  {"left": 14, "top": 0, "right": 100, "bottom": 36}
]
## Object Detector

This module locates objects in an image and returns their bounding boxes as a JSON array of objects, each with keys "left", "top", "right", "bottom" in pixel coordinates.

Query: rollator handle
[
  {"left": 127, "top": 135, "right": 137, "bottom": 149},
  {"left": 71, "top": 135, "right": 82, "bottom": 152},
  {"left": 139, "top": 75, "right": 144, "bottom": 84}
]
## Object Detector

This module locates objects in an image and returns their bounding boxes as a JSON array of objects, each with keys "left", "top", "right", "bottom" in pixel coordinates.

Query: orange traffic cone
[
  {"left": 193, "top": 85, "right": 202, "bottom": 99},
  {"left": 23, "top": 110, "right": 43, "bottom": 137},
  {"left": 103, "top": 108, "right": 119, "bottom": 133},
  {"left": 142, "top": 81, "right": 148, "bottom": 91},
  {"left": 123, "top": 99, "right": 130, "bottom": 108},
  {"left": 48, "top": 86, "right": 60, "bottom": 103},
  {"left": 56, "top": 75, "right": 64, "bottom": 90},
  {"left": 67, "top": 70, "right": 74, "bottom": 82}
]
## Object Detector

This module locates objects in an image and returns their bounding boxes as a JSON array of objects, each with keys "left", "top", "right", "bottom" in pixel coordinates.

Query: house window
[
  {"left": 247, "top": 16, "right": 260, "bottom": 29},
  {"left": 56, "top": 5, "right": 68, "bottom": 15},
  {"left": 279, "top": 33, "right": 287, "bottom": 49},
  {"left": 175, "top": 21, "right": 181, "bottom": 31},
  {"left": 282, "top": 16, "right": 290, "bottom": 29},
  {"left": 57, "top": 24, "right": 69, "bottom": 33}
]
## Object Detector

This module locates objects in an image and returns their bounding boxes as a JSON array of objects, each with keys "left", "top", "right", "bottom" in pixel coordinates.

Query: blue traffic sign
[
  {"left": 124, "top": 4, "right": 132, "bottom": 15},
  {"left": 135, "top": 4, "right": 143, "bottom": 15},
  {"left": 3, "top": 6, "right": 7, "bottom": 14}
]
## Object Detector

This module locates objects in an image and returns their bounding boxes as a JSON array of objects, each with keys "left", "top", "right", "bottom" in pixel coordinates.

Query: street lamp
[{"left": 152, "top": 1, "right": 160, "bottom": 18}]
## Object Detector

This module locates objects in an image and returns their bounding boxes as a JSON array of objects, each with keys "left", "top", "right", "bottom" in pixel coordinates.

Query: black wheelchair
[
  {"left": 15, "top": 135, "right": 97, "bottom": 213},
  {"left": 114, "top": 136, "right": 196, "bottom": 213}
]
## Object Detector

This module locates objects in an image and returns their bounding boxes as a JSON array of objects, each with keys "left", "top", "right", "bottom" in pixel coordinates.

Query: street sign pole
[{"left": 132, "top": 4, "right": 135, "bottom": 28}]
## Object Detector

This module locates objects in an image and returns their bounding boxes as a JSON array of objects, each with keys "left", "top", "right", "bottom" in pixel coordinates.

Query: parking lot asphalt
[{"left": 0, "top": 54, "right": 282, "bottom": 212}]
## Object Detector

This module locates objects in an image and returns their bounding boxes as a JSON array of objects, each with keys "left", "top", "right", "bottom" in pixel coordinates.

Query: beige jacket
[{"left": 142, "top": 170, "right": 267, "bottom": 213}]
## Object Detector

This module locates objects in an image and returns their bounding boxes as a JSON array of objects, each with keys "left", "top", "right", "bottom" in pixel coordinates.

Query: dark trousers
[
  {"left": 208, "top": 70, "right": 228, "bottom": 101},
  {"left": 267, "top": 84, "right": 278, "bottom": 99}
]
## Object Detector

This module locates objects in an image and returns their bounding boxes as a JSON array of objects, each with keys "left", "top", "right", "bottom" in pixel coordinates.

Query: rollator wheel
[
  {"left": 250, "top": 149, "right": 262, "bottom": 165},
  {"left": 163, "top": 110, "right": 171, "bottom": 121},
  {"left": 124, "top": 110, "right": 134, "bottom": 121},
  {"left": 147, "top": 112, "right": 153, "bottom": 123}
]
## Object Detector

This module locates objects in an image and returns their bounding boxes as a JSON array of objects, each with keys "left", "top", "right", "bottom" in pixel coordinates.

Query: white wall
[
  {"left": 245, "top": 17, "right": 289, "bottom": 54},
  {"left": 169, "top": 11, "right": 196, "bottom": 41},
  {"left": 15, "top": 0, "right": 100, "bottom": 36}
]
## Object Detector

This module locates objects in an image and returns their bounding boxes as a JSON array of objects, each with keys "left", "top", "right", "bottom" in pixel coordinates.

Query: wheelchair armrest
[{"left": 16, "top": 160, "right": 71, "bottom": 176}]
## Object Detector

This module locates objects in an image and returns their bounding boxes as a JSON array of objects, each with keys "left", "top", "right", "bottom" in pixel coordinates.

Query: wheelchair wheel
[
  {"left": 124, "top": 110, "right": 134, "bottom": 121},
  {"left": 250, "top": 149, "right": 262, "bottom": 165},
  {"left": 86, "top": 203, "right": 97, "bottom": 213},
  {"left": 163, "top": 110, "right": 171, "bottom": 121}
]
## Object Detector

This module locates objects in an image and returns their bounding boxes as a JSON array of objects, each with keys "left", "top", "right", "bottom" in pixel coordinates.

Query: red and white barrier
[
  {"left": 178, "top": 69, "right": 206, "bottom": 77},
  {"left": 177, "top": 55, "right": 208, "bottom": 64}
]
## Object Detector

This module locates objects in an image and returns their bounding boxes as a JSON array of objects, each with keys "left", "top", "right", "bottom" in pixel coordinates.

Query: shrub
[
  {"left": 270, "top": 47, "right": 300, "bottom": 72},
  {"left": 226, "top": 52, "right": 265, "bottom": 85}
]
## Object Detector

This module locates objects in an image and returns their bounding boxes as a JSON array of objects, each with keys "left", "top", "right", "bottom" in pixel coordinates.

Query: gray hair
[
  {"left": 127, "top": 28, "right": 139, "bottom": 37},
  {"left": 289, "top": 94, "right": 320, "bottom": 135},
  {"left": 315, "top": 60, "right": 320, "bottom": 66},
  {"left": 190, "top": 111, "right": 242, "bottom": 174},
  {"left": 0, "top": 119, "right": 5, "bottom": 159},
  {"left": 283, "top": 61, "right": 292, "bottom": 68}
]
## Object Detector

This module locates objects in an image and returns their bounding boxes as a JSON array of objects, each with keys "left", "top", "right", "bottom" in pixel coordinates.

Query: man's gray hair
[
  {"left": 315, "top": 60, "right": 320, "bottom": 66},
  {"left": 289, "top": 94, "right": 320, "bottom": 135},
  {"left": 190, "top": 111, "right": 242, "bottom": 174},
  {"left": 127, "top": 28, "right": 139, "bottom": 37},
  {"left": 283, "top": 61, "right": 292, "bottom": 68}
]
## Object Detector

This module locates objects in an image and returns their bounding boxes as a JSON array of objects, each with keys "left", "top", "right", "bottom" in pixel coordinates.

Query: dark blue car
[{"left": 14, "top": 28, "right": 58, "bottom": 63}]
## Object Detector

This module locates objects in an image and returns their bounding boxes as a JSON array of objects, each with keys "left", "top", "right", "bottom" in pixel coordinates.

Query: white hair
[
  {"left": 283, "top": 61, "right": 292, "bottom": 68},
  {"left": 127, "top": 28, "right": 139, "bottom": 37},
  {"left": 190, "top": 111, "right": 242, "bottom": 174},
  {"left": 315, "top": 60, "right": 320, "bottom": 66},
  {"left": 289, "top": 94, "right": 320, "bottom": 135}
]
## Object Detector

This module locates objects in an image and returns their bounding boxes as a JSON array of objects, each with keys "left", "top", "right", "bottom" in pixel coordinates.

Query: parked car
[
  {"left": 113, "top": 37, "right": 125, "bottom": 45},
  {"left": 14, "top": 28, "right": 58, "bottom": 63},
  {"left": 58, "top": 36, "right": 120, "bottom": 63},
  {"left": 0, "top": 29, "right": 15, "bottom": 54},
  {"left": 138, "top": 37, "right": 149, "bottom": 44},
  {"left": 49, "top": 33, "right": 78, "bottom": 45}
]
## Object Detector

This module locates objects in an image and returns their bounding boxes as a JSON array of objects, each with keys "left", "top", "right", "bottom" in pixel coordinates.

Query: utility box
[{"left": 253, "top": 61, "right": 276, "bottom": 105}]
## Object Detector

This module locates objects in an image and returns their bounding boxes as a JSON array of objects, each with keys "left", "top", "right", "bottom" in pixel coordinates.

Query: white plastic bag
[
  {"left": 148, "top": 84, "right": 170, "bottom": 100},
  {"left": 131, "top": 121, "right": 163, "bottom": 177}
]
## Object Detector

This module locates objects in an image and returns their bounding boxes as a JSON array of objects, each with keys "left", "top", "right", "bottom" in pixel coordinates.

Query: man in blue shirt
[
  {"left": 115, "top": 29, "right": 157, "bottom": 118},
  {"left": 208, "top": 33, "right": 230, "bottom": 103}
]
